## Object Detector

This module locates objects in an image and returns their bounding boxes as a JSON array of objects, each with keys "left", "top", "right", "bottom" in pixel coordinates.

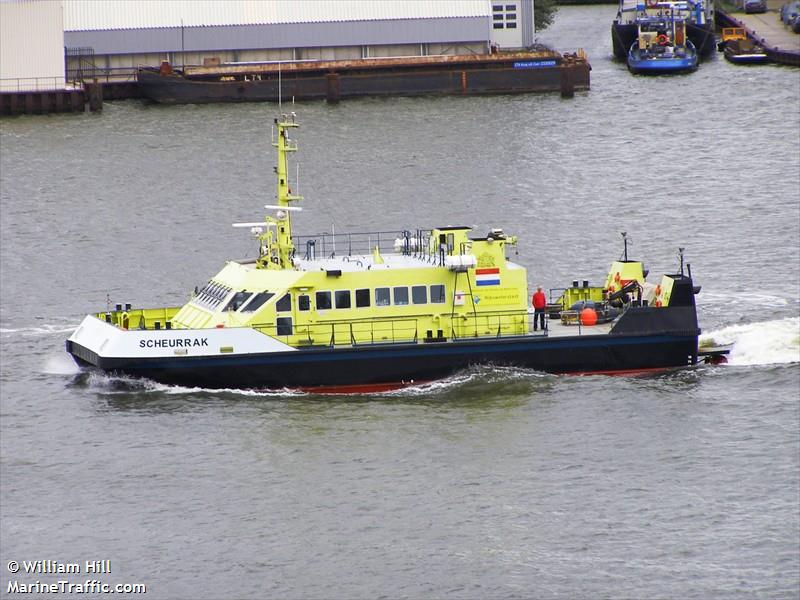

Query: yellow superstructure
[{"left": 110, "top": 115, "right": 532, "bottom": 348}]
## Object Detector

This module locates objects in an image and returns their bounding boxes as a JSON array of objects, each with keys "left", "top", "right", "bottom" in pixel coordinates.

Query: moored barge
[{"left": 137, "top": 50, "right": 590, "bottom": 104}]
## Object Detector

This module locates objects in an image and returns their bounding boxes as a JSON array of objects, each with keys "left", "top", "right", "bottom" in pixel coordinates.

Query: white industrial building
[
  {"left": 61, "top": 0, "right": 535, "bottom": 79},
  {"left": 1, "top": 0, "right": 536, "bottom": 91},
  {"left": 0, "top": 0, "right": 66, "bottom": 92}
]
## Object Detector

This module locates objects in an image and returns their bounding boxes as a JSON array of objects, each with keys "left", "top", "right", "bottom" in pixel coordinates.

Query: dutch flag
[{"left": 475, "top": 267, "right": 500, "bottom": 286}]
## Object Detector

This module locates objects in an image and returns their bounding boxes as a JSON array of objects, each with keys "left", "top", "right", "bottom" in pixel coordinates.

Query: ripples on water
[{"left": 1, "top": 5, "right": 799, "bottom": 598}]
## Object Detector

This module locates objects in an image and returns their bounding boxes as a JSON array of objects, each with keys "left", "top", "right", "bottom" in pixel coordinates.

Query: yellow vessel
[{"left": 66, "top": 114, "right": 719, "bottom": 392}]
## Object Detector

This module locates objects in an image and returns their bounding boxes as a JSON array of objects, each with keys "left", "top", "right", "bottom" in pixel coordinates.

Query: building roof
[{"left": 63, "top": 0, "right": 491, "bottom": 32}]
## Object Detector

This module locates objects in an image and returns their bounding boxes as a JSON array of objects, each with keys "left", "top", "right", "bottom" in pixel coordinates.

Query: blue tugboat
[
  {"left": 613, "top": 0, "right": 715, "bottom": 60},
  {"left": 627, "top": 14, "right": 698, "bottom": 73}
]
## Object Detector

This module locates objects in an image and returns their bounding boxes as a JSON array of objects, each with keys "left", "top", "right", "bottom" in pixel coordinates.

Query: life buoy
[
  {"left": 655, "top": 300, "right": 662, "bottom": 307},
  {"left": 657, "top": 34, "right": 669, "bottom": 46},
  {"left": 646, "top": 0, "right": 658, "bottom": 6}
]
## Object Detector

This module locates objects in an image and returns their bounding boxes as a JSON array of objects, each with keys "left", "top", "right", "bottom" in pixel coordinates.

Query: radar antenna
[{"left": 620, "top": 231, "right": 629, "bottom": 262}]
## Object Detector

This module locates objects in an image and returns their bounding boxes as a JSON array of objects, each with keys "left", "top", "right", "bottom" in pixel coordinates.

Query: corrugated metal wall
[
  {"left": 1, "top": 0, "right": 66, "bottom": 92},
  {"left": 63, "top": 0, "right": 490, "bottom": 31},
  {"left": 64, "top": 17, "right": 489, "bottom": 55}
]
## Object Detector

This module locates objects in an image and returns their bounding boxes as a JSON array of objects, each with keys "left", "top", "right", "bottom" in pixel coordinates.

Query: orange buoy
[
  {"left": 655, "top": 300, "right": 662, "bottom": 307},
  {"left": 655, "top": 284, "right": 662, "bottom": 296},
  {"left": 580, "top": 307, "right": 598, "bottom": 326},
  {"left": 614, "top": 272, "right": 621, "bottom": 282}
]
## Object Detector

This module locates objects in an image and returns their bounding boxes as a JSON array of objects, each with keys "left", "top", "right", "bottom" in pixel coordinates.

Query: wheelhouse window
[
  {"left": 223, "top": 291, "right": 252, "bottom": 312},
  {"left": 412, "top": 285, "right": 427, "bottom": 305},
  {"left": 430, "top": 284, "right": 446, "bottom": 303},
  {"left": 276, "top": 293, "right": 291, "bottom": 312},
  {"left": 335, "top": 290, "right": 351, "bottom": 309},
  {"left": 393, "top": 286, "right": 409, "bottom": 306},
  {"left": 355, "top": 288, "right": 370, "bottom": 308},
  {"left": 276, "top": 317, "right": 292, "bottom": 336},
  {"left": 316, "top": 291, "right": 332, "bottom": 310},
  {"left": 241, "top": 291, "right": 274, "bottom": 313},
  {"left": 298, "top": 294, "right": 310, "bottom": 311},
  {"left": 375, "top": 287, "right": 390, "bottom": 306}
]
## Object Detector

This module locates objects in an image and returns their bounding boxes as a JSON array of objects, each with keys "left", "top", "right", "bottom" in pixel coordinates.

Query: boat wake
[
  {"left": 380, "top": 365, "right": 550, "bottom": 398},
  {"left": 43, "top": 353, "right": 82, "bottom": 375},
  {"left": 66, "top": 364, "right": 548, "bottom": 399},
  {"left": 701, "top": 317, "right": 800, "bottom": 366},
  {"left": 1, "top": 322, "right": 78, "bottom": 338},
  {"left": 71, "top": 370, "right": 309, "bottom": 398}
]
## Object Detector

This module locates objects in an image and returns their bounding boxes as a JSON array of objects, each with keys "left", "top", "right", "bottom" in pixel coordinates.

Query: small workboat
[
  {"left": 627, "top": 14, "right": 698, "bottom": 74},
  {"left": 66, "top": 115, "right": 725, "bottom": 392},
  {"left": 718, "top": 28, "right": 770, "bottom": 64}
]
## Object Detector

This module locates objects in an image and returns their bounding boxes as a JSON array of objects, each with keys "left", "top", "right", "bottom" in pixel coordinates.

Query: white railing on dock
[{"left": 0, "top": 77, "right": 77, "bottom": 93}]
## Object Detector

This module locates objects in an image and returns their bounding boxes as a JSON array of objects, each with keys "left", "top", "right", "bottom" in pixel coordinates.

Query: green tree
[{"left": 535, "top": 0, "right": 559, "bottom": 31}]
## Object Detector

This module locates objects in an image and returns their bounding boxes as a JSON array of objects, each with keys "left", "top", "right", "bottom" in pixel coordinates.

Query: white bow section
[{"left": 69, "top": 315, "right": 297, "bottom": 359}]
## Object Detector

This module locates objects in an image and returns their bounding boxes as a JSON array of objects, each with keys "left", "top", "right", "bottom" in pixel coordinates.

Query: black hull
[
  {"left": 612, "top": 22, "right": 717, "bottom": 60},
  {"left": 137, "top": 61, "right": 590, "bottom": 105},
  {"left": 68, "top": 304, "right": 701, "bottom": 391}
]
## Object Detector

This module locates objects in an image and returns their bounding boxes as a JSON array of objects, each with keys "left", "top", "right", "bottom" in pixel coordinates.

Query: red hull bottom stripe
[
  {"left": 294, "top": 381, "right": 432, "bottom": 395},
  {"left": 290, "top": 366, "right": 676, "bottom": 394},
  {"left": 566, "top": 366, "right": 675, "bottom": 376}
]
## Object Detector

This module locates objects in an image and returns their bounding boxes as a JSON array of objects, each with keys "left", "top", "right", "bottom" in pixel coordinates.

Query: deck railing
[
  {"left": 294, "top": 229, "right": 433, "bottom": 260},
  {"left": 252, "top": 308, "right": 539, "bottom": 348}
]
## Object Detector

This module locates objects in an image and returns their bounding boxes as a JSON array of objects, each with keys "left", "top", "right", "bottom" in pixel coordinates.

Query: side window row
[
  {"left": 226, "top": 286, "right": 448, "bottom": 314},
  {"left": 296, "top": 284, "right": 447, "bottom": 311}
]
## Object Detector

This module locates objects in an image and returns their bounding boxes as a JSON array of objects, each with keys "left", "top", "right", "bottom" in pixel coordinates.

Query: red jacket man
[
  {"left": 532, "top": 287, "right": 547, "bottom": 331},
  {"left": 532, "top": 288, "right": 547, "bottom": 309}
]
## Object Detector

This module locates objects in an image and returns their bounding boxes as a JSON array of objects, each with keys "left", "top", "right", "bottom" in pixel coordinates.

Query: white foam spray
[
  {"left": 701, "top": 317, "right": 800, "bottom": 367},
  {"left": 42, "top": 354, "right": 81, "bottom": 375}
]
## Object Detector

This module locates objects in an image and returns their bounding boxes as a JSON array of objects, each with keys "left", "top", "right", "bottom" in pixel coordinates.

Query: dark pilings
[
  {"left": 560, "top": 65, "right": 575, "bottom": 98},
  {"left": 85, "top": 80, "right": 103, "bottom": 112},
  {"left": 326, "top": 72, "right": 340, "bottom": 104},
  {"left": 0, "top": 88, "right": 88, "bottom": 116}
]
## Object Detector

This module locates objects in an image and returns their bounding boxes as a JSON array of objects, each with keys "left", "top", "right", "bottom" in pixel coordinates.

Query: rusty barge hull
[{"left": 138, "top": 52, "right": 590, "bottom": 104}]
